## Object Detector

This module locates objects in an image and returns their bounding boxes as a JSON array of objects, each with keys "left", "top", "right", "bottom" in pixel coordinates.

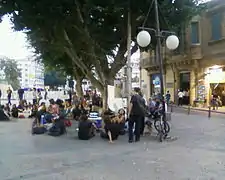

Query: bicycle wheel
[{"left": 154, "top": 119, "right": 170, "bottom": 134}]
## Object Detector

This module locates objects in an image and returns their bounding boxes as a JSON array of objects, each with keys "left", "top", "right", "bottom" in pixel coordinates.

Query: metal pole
[
  {"left": 139, "top": 67, "right": 142, "bottom": 88},
  {"left": 208, "top": 106, "right": 211, "bottom": 118},
  {"left": 154, "top": 0, "right": 165, "bottom": 116},
  {"left": 126, "top": 3, "right": 132, "bottom": 110}
]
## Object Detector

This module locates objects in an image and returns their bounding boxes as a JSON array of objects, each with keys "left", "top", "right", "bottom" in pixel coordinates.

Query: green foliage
[
  {"left": 44, "top": 70, "right": 66, "bottom": 87},
  {"left": 0, "top": 0, "right": 204, "bottom": 91},
  {"left": 0, "top": 57, "right": 21, "bottom": 90}
]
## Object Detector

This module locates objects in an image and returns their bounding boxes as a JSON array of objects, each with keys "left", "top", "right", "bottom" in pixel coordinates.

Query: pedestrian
[
  {"left": 68, "top": 90, "right": 72, "bottom": 103},
  {"left": 128, "top": 87, "right": 146, "bottom": 143},
  {"left": 138, "top": 91, "right": 146, "bottom": 136},
  {"left": 178, "top": 90, "right": 184, "bottom": 106},
  {"left": 165, "top": 91, "right": 171, "bottom": 105},
  {"left": 17, "top": 88, "right": 24, "bottom": 101},
  {"left": 32, "top": 88, "right": 37, "bottom": 105},
  {"left": 7, "top": 87, "right": 12, "bottom": 106},
  {"left": 44, "top": 89, "right": 48, "bottom": 100},
  {"left": 37, "top": 89, "right": 42, "bottom": 104},
  {"left": 0, "top": 89, "right": 2, "bottom": 105}
]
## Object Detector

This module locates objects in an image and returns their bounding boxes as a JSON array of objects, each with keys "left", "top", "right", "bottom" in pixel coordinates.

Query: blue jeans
[{"left": 128, "top": 115, "right": 142, "bottom": 141}]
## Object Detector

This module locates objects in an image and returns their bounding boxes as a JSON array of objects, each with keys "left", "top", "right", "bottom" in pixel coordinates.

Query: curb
[{"left": 171, "top": 105, "right": 225, "bottom": 115}]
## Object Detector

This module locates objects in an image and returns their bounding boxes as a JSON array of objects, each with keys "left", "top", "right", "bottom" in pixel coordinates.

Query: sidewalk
[{"left": 172, "top": 105, "right": 225, "bottom": 114}]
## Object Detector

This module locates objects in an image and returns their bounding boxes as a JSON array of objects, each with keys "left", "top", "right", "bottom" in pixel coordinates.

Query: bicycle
[
  {"left": 154, "top": 113, "right": 170, "bottom": 142},
  {"left": 147, "top": 109, "right": 170, "bottom": 142}
]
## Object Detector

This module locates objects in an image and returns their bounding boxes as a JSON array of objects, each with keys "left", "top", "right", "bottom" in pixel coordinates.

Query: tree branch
[
  {"left": 110, "top": 42, "right": 138, "bottom": 78},
  {"left": 63, "top": 29, "right": 104, "bottom": 89}
]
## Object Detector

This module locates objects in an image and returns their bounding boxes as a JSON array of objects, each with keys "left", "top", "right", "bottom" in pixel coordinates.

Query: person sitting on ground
[
  {"left": 11, "top": 104, "right": 19, "bottom": 118},
  {"left": 0, "top": 105, "right": 10, "bottom": 120},
  {"left": 4, "top": 104, "right": 10, "bottom": 117},
  {"left": 49, "top": 99, "right": 59, "bottom": 115},
  {"left": 72, "top": 104, "right": 85, "bottom": 121},
  {"left": 28, "top": 102, "right": 32, "bottom": 109},
  {"left": 28, "top": 104, "right": 38, "bottom": 118},
  {"left": 78, "top": 115, "right": 96, "bottom": 140},
  {"left": 100, "top": 113, "right": 124, "bottom": 143},
  {"left": 36, "top": 102, "right": 47, "bottom": 125},
  {"left": 17, "top": 101, "right": 25, "bottom": 112},
  {"left": 118, "top": 108, "right": 126, "bottom": 135}
]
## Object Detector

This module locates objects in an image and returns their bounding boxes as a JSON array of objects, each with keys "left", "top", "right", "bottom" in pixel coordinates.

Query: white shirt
[
  {"left": 178, "top": 92, "right": 184, "bottom": 98},
  {"left": 33, "top": 91, "right": 37, "bottom": 99}
]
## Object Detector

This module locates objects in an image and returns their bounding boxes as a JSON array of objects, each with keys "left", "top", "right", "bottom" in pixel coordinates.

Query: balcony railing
[{"left": 140, "top": 55, "right": 158, "bottom": 69}]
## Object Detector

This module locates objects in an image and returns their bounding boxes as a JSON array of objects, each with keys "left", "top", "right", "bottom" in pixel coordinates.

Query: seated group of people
[
  {"left": 78, "top": 108, "right": 126, "bottom": 143},
  {"left": 1, "top": 100, "right": 29, "bottom": 118},
  {"left": 32, "top": 99, "right": 72, "bottom": 136}
]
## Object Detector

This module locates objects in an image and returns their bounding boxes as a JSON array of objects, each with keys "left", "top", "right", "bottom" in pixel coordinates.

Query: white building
[{"left": 17, "top": 58, "right": 44, "bottom": 89}]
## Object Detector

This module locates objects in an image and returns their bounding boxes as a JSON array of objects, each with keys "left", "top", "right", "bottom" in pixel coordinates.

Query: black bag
[
  {"left": 32, "top": 126, "right": 46, "bottom": 135},
  {"left": 136, "top": 97, "right": 148, "bottom": 115},
  {"left": 48, "top": 121, "right": 66, "bottom": 136}
]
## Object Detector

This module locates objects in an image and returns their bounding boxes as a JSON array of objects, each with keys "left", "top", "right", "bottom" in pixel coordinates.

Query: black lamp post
[{"left": 137, "top": 0, "right": 179, "bottom": 120}]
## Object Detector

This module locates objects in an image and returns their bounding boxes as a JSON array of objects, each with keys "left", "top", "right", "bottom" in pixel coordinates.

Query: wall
[{"left": 165, "top": 67, "right": 175, "bottom": 102}]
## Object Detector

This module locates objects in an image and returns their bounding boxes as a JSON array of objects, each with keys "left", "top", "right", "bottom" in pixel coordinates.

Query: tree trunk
[
  {"left": 102, "top": 84, "right": 108, "bottom": 111},
  {"left": 75, "top": 78, "right": 83, "bottom": 97}
]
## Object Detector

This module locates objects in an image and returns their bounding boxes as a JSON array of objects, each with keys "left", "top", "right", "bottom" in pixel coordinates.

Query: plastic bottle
[{"left": 41, "top": 115, "right": 45, "bottom": 125}]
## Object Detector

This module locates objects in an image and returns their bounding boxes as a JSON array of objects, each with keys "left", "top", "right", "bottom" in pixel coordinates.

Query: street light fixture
[
  {"left": 136, "top": 0, "right": 179, "bottom": 125},
  {"left": 137, "top": 31, "right": 179, "bottom": 50}
]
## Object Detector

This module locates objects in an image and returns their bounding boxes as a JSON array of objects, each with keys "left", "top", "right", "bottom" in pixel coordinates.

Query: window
[
  {"left": 211, "top": 13, "right": 222, "bottom": 41},
  {"left": 191, "top": 22, "right": 200, "bottom": 44}
]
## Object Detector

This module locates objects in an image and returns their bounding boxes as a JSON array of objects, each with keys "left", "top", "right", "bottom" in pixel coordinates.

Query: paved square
[{"left": 0, "top": 113, "right": 225, "bottom": 179}]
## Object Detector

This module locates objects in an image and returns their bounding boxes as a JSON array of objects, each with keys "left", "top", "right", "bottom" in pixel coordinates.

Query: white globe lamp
[
  {"left": 166, "top": 35, "right": 179, "bottom": 50},
  {"left": 137, "top": 30, "right": 151, "bottom": 47}
]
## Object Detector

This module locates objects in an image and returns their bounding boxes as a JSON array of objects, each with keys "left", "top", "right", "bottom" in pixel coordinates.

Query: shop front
[
  {"left": 204, "top": 65, "right": 225, "bottom": 106},
  {"left": 150, "top": 73, "right": 161, "bottom": 96}
]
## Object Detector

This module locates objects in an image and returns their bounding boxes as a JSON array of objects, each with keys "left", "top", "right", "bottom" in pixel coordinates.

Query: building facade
[
  {"left": 140, "top": 0, "right": 225, "bottom": 106},
  {"left": 17, "top": 58, "right": 44, "bottom": 89}
]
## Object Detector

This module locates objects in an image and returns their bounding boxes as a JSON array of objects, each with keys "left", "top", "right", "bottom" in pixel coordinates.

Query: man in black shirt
[
  {"left": 128, "top": 87, "right": 145, "bottom": 143},
  {"left": 78, "top": 115, "right": 95, "bottom": 140},
  {"left": 139, "top": 91, "right": 146, "bottom": 135}
]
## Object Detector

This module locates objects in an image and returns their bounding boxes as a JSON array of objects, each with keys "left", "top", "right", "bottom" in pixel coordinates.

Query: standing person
[
  {"left": 7, "top": 87, "right": 12, "bottom": 106},
  {"left": 178, "top": 90, "right": 184, "bottom": 106},
  {"left": 44, "top": 89, "right": 48, "bottom": 100},
  {"left": 0, "top": 89, "right": 2, "bottom": 105},
  {"left": 222, "top": 89, "right": 225, "bottom": 106},
  {"left": 128, "top": 87, "right": 146, "bottom": 143},
  {"left": 32, "top": 88, "right": 37, "bottom": 105},
  {"left": 72, "top": 92, "right": 80, "bottom": 107},
  {"left": 17, "top": 88, "right": 24, "bottom": 101},
  {"left": 68, "top": 89, "right": 72, "bottom": 103},
  {"left": 37, "top": 89, "right": 42, "bottom": 104},
  {"left": 139, "top": 91, "right": 146, "bottom": 136},
  {"left": 165, "top": 91, "right": 171, "bottom": 105}
]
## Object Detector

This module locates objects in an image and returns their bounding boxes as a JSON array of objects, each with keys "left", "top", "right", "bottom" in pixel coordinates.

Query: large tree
[
  {"left": 0, "top": 57, "right": 21, "bottom": 90},
  {"left": 0, "top": 0, "right": 204, "bottom": 108},
  {"left": 44, "top": 70, "right": 66, "bottom": 89}
]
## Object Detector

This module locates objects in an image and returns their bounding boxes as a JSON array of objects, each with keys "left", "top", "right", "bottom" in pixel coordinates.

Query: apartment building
[
  {"left": 17, "top": 58, "right": 44, "bottom": 89},
  {"left": 140, "top": 0, "right": 225, "bottom": 106}
]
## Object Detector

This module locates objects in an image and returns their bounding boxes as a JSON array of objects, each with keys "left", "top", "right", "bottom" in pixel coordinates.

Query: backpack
[
  {"left": 48, "top": 121, "right": 66, "bottom": 136},
  {"left": 32, "top": 126, "right": 46, "bottom": 135}
]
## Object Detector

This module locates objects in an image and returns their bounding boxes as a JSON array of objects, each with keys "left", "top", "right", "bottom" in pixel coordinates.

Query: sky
[{"left": 0, "top": 16, "right": 33, "bottom": 59}]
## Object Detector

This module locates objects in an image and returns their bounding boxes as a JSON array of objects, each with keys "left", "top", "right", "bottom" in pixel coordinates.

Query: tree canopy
[
  {"left": 44, "top": 70, "right": 66, "bottom": 88},
  {"left": 0, "top": 57, "right": 21, "bottom": 90},
  {"left": 0, "top": 0, "right": 205, "bottom": 107}
]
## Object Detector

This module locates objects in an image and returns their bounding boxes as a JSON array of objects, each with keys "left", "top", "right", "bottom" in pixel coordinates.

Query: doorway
[{"left": 180, "top": 72, "right": 190, "bottom": 105}]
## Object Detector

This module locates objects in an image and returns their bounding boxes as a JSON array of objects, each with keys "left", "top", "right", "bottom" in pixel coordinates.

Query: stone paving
[{"left": 0, "top": 113, "right": 225, "bottom": 179}]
